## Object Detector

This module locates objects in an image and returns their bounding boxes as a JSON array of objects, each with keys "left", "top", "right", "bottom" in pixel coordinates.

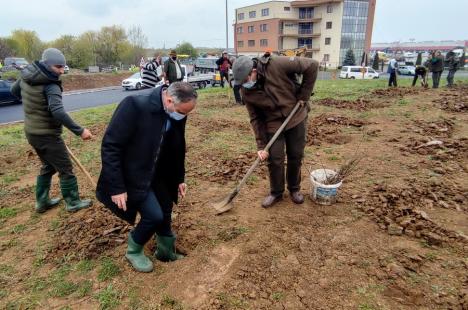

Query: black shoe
[{"left": 290, "top": 191, "right": 304, "bottom": 204}]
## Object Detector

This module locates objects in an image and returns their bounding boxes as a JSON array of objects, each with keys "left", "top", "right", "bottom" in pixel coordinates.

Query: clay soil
[
  {"left": 62, "top": 72, "right": 133, "bottom": 92},
  {"left": 0, "top": 84, "right": 467, "bottom": 309}
]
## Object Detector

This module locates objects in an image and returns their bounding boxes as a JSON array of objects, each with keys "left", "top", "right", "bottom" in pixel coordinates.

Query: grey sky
[{"left": 0, "top": 0, "right": 466, "bottom": 48}]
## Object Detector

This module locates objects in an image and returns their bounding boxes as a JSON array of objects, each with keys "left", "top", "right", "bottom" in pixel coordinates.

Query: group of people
[
  {"left": 387, "top": 50, "right": 461, "bottom": 88},
  {"left": 140, "top": 50, "right": 185, "bottom": 88},
  {"left": 11, "top": 47, "right": 318, "bottom": 273}
]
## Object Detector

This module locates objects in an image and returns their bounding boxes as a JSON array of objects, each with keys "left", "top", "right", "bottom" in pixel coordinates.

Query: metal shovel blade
[{"left": 212, "top": 190, "right": 238, "bottom": 215}]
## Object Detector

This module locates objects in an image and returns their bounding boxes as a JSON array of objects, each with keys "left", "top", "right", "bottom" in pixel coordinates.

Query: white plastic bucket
[{"left": 310, "top": 169, "right": 342, "bottom": 205}]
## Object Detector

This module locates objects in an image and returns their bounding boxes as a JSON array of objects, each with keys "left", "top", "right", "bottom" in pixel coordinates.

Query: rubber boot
[
  {"left": 59, "top": 176, "right": 92, "bottom": 212},
  {"left": 35, "top": 175, "right": 61, "bottom": 213},
  {"left": 154, "top": 234, "right": 184, "bottom": 262},
  {"left": 125, "top": 233, "right": 153, "bottom": 273}
]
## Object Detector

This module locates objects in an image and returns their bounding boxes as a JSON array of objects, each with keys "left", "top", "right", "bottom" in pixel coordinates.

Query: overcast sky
[{"left": 0, "top": 0, "right": 466, "bottom": 48}]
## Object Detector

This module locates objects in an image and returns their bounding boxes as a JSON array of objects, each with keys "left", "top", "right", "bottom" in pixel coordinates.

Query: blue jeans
[{"left": 130, "top": 190, "right": 173, "bottom": 245}]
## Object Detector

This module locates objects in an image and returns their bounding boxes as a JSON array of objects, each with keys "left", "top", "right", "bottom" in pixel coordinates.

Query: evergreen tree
[
  {"left": 343, "top": 48, "right": 356, "bottom": 66},
  {"left": 415, "top": 52, "right": 422, "bottom": 66},
  {"left": 372, "top": 52, "right": 379, "bottom": 70}
]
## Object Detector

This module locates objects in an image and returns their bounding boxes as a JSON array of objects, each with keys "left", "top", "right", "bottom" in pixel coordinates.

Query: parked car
[
  {"left": 122, "top": 72, "right": 144, "bottom": 90},
  {"left": 3, "top": 57, "right": 29, "bottom": 71},
  {"left": 0, "top": 80, "right": 21, "bottom": 106},
  {"left": 339, "top": 66, "right": 379, "bottom": 79},
  {"left": 397, "top": 65, "right": 415, "bottom": 76}
]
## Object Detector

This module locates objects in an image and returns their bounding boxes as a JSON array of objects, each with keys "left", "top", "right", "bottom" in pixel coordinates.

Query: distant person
[
  {"left": 387, "top": 58, "right": 398, "bottom": 87},
  {"left": 0, "top": 60, "right": 3, "bottom": 70},
  {"left": 163, "top": 50, "right": 184, "bottom": 85},
  {"left": 412, "top": 65, "right": 427, "bottom": 87},
  {"left": 10, "top": 48, "right": 93, "bottom": 213},
  {"left": 96, "top": 82, "right": 197, "bottom": 272},
  {"left": 216, "top": 51, "right": 232, "bottom": 88},
  {"left": 232, "top": 55, "right": 318, "bottom": 208},
  {"left": 429, "top": 51, "right": 444, "bottom": 88},
  {"left": 141, "top": 54, "right": 162, "bottom": 88},
  {"left": 445, "top": 51, "right": 460, "bottom": 88}
]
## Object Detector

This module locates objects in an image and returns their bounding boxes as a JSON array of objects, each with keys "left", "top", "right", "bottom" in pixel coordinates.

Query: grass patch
[
  {"left": 215, "top": 292, "right": 248, "bottom": 309},
  {"left": 161, "top": 294, "right": 184, "bottom": 310},
  {"left": 0, "top": 207, "right": 17, "bottom": 219},
  {"left": 97, "top": 257, "right": 121, "bottom": 282},
  {"left": 95, "top": 284, "right": 121, "bottom": 310},
  {"left": 10, "top": 224, "right": 26, "bottom": 234},
  {"left": 76, "top": 259, "right": 95, "bottom": 274},
  {"left": 217, "top": 226, "right": 249, "bottom": 242}
]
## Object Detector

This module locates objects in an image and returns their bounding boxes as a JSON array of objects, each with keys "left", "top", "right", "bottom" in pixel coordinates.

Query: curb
[{"left": 63, "top": 86, "right": 122, "bottom": 96}]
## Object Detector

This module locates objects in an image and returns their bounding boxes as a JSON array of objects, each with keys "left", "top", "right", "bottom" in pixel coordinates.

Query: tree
[
  {"left": 175, "top": 42, "right": 198, "bottom": 58},
  {"left": 50, "top": 35, "right": 76, "bottom": 66},
  {"left": 343, "top": 48, "right": 356, "bottom": 66},
  {"left": 372, "top": 52, "right": 380, "bottom": 70},
  {"left": 415, "top": 52, "right": 422, "bottom": 66},
  {"left": 127, "top": 25, "right": 148, "bottom": 65},
  {"left": 69, "top": 32, "right": 97, "bottom": 69},
  {"left": 0, "top": 38, "right": 14, "bottom": 60},
  {"left": 10, "top": 29, "right": 43, "bottom": 61},
  {"left": 95, "top": 25, "right": 128, "bottom": 66}
]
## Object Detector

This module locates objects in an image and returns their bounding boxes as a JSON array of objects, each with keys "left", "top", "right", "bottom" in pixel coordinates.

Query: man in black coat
[{"left": 96, "top": 82, "right": 197, "bottom": 272}]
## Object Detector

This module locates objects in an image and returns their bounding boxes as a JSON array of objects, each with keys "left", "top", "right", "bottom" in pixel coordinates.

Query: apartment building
[{"left": 233, "top": 0, "right": 376, "bottom": 67}]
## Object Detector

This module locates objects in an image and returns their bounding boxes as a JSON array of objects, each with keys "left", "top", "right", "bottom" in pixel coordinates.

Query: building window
[
  {"left": 299, "top": 22, "right": 312, "bottom": 34},
  {"left": 298, "top": 38, "right": 312, "bottom": 49},
  {"left": 237, "top": 27, "right": 243, "bottom": 34},
  {"left": 260, "top": 39, "right": 268, "bottom": 46},
  {"left": 284, "top": 6, "right": 290, "bottom": 11},
  {"left": 324, "top": 54, "right": 330, "bottom": 61},
  {"left": 285, "top": 23, "right": 295, "bottom": 27},
  {"left": 261, "top": 8, "right": 269, "bottom": 16},
  {"left": 237, "top": 41, "right": 244, "bottom": 48},
  {"left": 248, "top": 25, "right": 254, "bottom": 33},
  {"left": 238, "top": 12, "right": 244, "bottom": 20},
  {"left": 299, "top": 7, "right": 314, "bottom": 19},
  {"left": 325, "top": 37, "right": 331, "bottom": 45},
  {"left": 260, "top": 24, "right": 268, "bottom": 32},
  {"left": 249, "top": 11, "right": 256, "bottom": 18},
  {"left": 248, "top": 40, "right": 255, "bottom": 47},
  {"left": 326, "top": 21, "right": 332, "bottom": 29},
  {"left": 327, "top": 5, "right": 333, "bottom": 13}
]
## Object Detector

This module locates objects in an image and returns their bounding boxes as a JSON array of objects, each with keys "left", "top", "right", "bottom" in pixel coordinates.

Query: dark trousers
[
  {"left": 220, "top": 71, "right": 230, "bottom": 88},
  {"left": 432, "top": 71, "right": 442, "bottom": 88},
  {"left": 130, "top": 190, "right": 173, "bottom": 245},
  {"left": 26, "top": 133, "right": 74, "bottom": 180},
  {"left": 447, "top": 70, "right": 456, "bottom": 87},
  {"left": 267, "top": 120, "right": 306, "bottom": 196},
  {"left": 388, "top": 72, "right": 397, "bottom": 87},
  {"left": 233, "top": 84, "right": 242, "bottom": 104},
  {"left": 412, "top": 73, "right": 426, "bottom": 86}
]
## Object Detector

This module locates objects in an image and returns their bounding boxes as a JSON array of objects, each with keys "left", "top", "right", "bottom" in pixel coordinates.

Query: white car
[
  {"left": 122, "top": 72, "right": 143, "bottom": 90},
  {"left": 397, "top": 65, "right": 415, "bottom": 76},
  {"left": 339, "top": 66, "right": 379, "bottom": 79}
]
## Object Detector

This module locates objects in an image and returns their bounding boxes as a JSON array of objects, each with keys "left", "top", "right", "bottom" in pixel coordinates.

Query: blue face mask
[
  {"left": 168, "top": 111, "right": 186, "bottom": 121},
  {"left": 242, "top": 80, "right": 256, "bottom": 89}
]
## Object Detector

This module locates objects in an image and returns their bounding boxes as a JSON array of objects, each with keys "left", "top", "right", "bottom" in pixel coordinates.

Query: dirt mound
[
  {"left": 399, "top": 137, "right": 468, "bottom": 158},
  {"left": 356, "top": 182, "right": 467, "bottom": 245},
  {"left": 407, "top": 119, "right": 455, "bottom": 138},
  {"left": 48, "top": 206, "right": 131, "bottom": 260},
  {"left": 62, "top": 72, "right": 132, "bottom": 92},
  {"left": 433, "top": 84, "right": 468, "bottom": 112},
  {"left": 315, "top": 98, "right": 375, "bottom": 111},
  {"left": 307, "top": 114, "right": 368, "bottom": 145},
  {"left": 370, "top": 87, "right": 421, "bottom": 98}
]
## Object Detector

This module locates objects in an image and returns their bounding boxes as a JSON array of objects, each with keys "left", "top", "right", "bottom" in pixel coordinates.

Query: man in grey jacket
[{"left": 11, "top": 48, "right": 93, "bottom": 213}]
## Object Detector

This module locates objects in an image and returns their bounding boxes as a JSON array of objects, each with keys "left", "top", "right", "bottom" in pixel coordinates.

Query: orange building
[{"left": 234, "top": 0, "right": 376, "bottom": 68}]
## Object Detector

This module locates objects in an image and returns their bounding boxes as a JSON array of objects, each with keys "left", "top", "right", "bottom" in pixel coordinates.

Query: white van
[{"left": 339, "top": 66, "right": 379, "bottom": 79}]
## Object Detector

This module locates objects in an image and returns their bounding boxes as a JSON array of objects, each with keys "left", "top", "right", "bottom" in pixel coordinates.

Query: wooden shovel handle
[{"left": 65, "top": 144, "right": 97, "bottom": 189}]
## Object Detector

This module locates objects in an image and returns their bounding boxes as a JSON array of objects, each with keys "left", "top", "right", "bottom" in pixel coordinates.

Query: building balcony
[
  {"left": 298, "top": 13, "right": 322, "bottom": 22},
  {"left": 280, "top": 30, "right": 321, "bottom": 37}
]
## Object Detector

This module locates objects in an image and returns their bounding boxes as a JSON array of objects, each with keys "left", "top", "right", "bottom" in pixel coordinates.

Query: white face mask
[
  {"left": 242, "top": 80, "right": 256, "bottom": 89},
  {"left": 168, "top": 111, "right": 186, "bottom": 121}
]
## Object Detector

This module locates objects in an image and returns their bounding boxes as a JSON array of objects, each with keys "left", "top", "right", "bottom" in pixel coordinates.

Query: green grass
[
  {"left": 95, "top": 284, "right": 121, "bottom": 310},
  {"left": 0, "top": 207, "right": 17, "bottom": 219},
  {"left": 97, "top": 257, "right": 121, "bottom": 282}
]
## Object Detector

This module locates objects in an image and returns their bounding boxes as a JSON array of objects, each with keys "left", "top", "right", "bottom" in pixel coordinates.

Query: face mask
[
  {"left": 168, "top": 111, "right": 186, "bottom": 121},
  {"left": 242, "top": 80, "right": 256, "bottom": 89},
  {"left": 171, "top": 56, "right": 177, "bottom": 60}
]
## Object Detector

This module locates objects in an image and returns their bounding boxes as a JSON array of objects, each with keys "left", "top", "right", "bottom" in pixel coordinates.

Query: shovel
[
  {"left": 212, "top": 100, "right": 304, "bottom": 214},
  {"left": 65, "top": 144, "right": 97, "bottom": 188}
]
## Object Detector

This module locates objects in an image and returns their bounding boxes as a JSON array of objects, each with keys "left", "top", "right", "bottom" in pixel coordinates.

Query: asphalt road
[{"left": 0, "top": 87, "right": 152, "bottom": 125}]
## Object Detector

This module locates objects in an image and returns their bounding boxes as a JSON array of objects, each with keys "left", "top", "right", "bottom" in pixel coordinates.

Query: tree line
[{"left": 0, "top": 26, "right": 200, "bottom": 69}]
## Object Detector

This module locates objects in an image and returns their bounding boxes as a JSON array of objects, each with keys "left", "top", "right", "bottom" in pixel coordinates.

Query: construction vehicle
[{"left": 279, "top": 46, "right": 312, "bottom": 58}]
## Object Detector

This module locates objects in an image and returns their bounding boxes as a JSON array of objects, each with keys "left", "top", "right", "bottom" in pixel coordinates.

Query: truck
[{"left": 181, "top": 64, "right": 215, "bottom": 89}]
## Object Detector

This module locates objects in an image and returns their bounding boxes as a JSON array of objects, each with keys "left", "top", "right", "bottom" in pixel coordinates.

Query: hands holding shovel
[{"left": 257, "top": 150, "right": 269, "bottom": 161}]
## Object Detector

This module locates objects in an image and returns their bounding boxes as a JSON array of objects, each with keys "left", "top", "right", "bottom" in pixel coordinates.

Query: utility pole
[{"left": 225, "top": 0, "right": 228, "bottom": 51}]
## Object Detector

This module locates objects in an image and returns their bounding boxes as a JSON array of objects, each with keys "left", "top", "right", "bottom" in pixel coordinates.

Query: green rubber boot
[
  {"left": 154, "top": 234, "right": 185, "bottom": 262},
  {"left": 59, "top": 176, "right": 92, "bottom": 212},
  {"left": 125, "top": 233, "right": 153, "bottom": 273},
  {"left": 35, "top": 175, "right": 61, "bottom": 213}
]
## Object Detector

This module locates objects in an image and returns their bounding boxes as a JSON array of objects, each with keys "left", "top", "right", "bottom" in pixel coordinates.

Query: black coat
[{"left": 96, "top": 85, "right": 186, "bottom": 223}]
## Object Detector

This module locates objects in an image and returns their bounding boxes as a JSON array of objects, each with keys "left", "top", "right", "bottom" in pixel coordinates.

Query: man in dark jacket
[
  {"left": 232, "top": 55, "right": 318, "bottom": 208},
  {"left": 429, "top": 51, "right": 444, "bottom": 88},
  {"left": 445, "top": 51, "right": 459, "bottom": 87},
  {"left": 11, "top": 48, "right": 93, "bottom": 214},
  {"left": 163, "top": 50, "right": 184, "bottom": 85},
  {"left": 96, "top": 82, "right": 197, "bottom": 272},
  {"left": 412, "top": 65, "right": 427, "bottom": 87},
  {"left": 216, "top": 51, "right": 232, "bottom": 88}
]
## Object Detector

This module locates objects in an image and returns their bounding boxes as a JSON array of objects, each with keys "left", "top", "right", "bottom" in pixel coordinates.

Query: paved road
[{"left": 0, "top": 87, "right": 152, "bottom": 125}]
